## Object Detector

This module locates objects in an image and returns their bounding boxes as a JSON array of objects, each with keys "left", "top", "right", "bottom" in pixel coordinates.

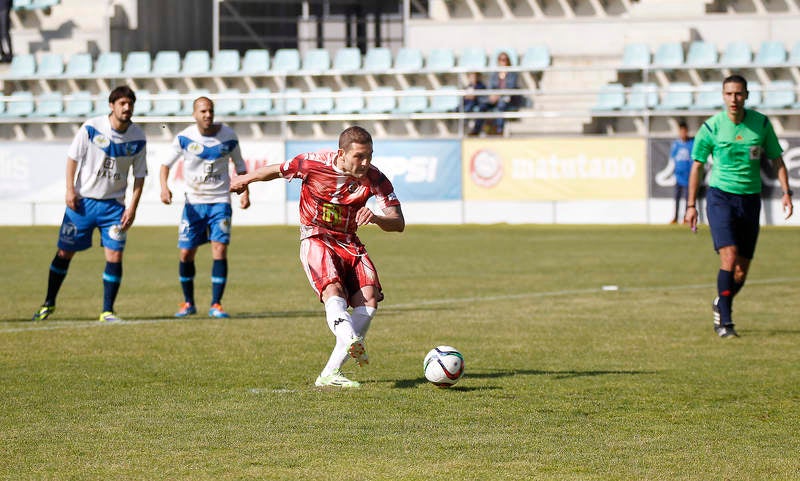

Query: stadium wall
[{"left": 1, "top": 137, "right": 798, "bottom": 226}]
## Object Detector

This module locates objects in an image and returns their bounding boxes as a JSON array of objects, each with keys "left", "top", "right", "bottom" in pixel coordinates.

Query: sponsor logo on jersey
[
  {"left": 188, "top": 142, "right": 204, "bottom": 155},
  {"left": 92, "top": 135, "right": 110, "bottom": 148}
]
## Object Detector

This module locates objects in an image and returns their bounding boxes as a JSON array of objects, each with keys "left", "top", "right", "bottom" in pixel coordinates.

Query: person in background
[
  {"left": 463, "top": 71, "right": 488, "bottom": 136},
  {"left": 0, "top": 0, "right": 13, "bottom": 63},
  {"left": 670, "top": 120, "right": 695, "bottom": 224},
  {"left": 485, "top": 51, "right": 520, "bottom": 135}
]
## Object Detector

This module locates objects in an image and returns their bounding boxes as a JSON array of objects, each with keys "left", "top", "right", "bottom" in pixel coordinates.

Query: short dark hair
[
  {"left": 678, "top": 120, "right": 688, "bottom": 129},
  {"left": 108, "top": 85, "right": 136, "bottom": 104},
  {"left": 723, "top": 74, "right": 748, "bottom": 91},
  {"left": 339, "top": 125, "right": 372, "bottom": 151}
]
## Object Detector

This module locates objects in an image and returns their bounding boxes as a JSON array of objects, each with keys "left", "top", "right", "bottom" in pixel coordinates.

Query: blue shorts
[
  {"left": 178, "top": 202, "right": 232, "bottom": 249},
  {"left": 706, "top": 187, "right": 761, "bottom": 259},
  {"left": 57, "top": 198, "right": 127, "bottom": 252}
]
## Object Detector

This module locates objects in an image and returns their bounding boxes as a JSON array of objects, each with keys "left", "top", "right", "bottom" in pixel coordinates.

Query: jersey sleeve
[
  {"left": 279, "top": 153, "right": 309, "bottom": 180},
  {"left": 762, "top": 117, "right": 783, "bottom": 160},
  {"left": 369, "top": 168, "right": 401, "bottom": 209},
  {"left": 691, "top": 120, "right": 714, "bottom": 163},
  {"left": 67, "top": 123, "right": 90, "bottom": 162},
  {"left": 162, "top": 134, "right": 184, "bottom": 167},
  {"left": 132, "top": 139, "right": 148, "bottom": 178}
]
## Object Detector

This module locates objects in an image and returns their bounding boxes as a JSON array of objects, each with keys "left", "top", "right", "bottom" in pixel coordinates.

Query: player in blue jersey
[
  {"left": 670, "top": 121, "right": 695, "bottom": 224},
  {"left": 160, "top": 96, "right": 250, "bottom": 318},
  {"left": 31, "top": 86, "right": 148, "bottom": 323}
]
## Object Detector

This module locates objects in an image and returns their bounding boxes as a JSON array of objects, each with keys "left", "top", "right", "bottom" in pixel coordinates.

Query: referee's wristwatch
[{"left": 783, "top": 190, "right": 794, "bottom": 196}]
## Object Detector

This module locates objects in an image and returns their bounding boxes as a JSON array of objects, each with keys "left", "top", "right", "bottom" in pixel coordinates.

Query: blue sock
[
  {"left": 179, "top": 261, "right": 195, "bottom": 305},
  {"left": 211, "top": 259, "right": 227, "bottom": 305},
  {"left": 102, "top": 261, "right": 123, "bottom": 313},
  {"left": 45, "top": 254, "right": 71, "bottom": 306},
  {"left": 717, "top": 269, "right": 734, "bottom": 326}
]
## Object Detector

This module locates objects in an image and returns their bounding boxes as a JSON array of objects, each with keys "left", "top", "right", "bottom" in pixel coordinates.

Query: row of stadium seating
[
  {"left": 12, "top": 0, "right": 60, "bottom": 11},
  {"left": 1, "top": 46, "right": 552, "bottom": 81},
  {"left": 621, "top": 40, "right": 800, "bottom": 70}
]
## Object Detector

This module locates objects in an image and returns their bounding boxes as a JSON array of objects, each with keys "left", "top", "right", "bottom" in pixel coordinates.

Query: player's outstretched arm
[{"left": 230, "top": 163, "right": 282, "bottom": 194}]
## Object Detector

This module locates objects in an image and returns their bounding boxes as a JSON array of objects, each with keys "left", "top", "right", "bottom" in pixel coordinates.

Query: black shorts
[{"left": 706, "top": 187, "right": 761, "bottom": 259}]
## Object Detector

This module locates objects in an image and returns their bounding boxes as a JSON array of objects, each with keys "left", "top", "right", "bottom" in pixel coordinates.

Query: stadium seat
[
  {"left": 363, "top": 86, "right": 396, "bottom": 113},
  {"left": 623, "top": 82, "right": 658, "bottom": 110},
  {"left": 790, "top": 41, "right": 800, "bottom": 65},
  {"left": 458, "top": 47, "right": 487, "bottom": 70},
  {"left": 215, "top": 89, "right": 242, "bottom": 115},
  {"left": 761, "top": 80, "right": 795, "bottom": 109},
  {"left": 746, "top": 81, "right": 763, "bottom": 108},
  {"left": 281, "top": 88, "right": 303, "bottom": 114},
  {"left": 301, "top": 48, "right": 331, "bottom": 73},
  {"left": 330, "top": 87, "right": 365, "bottom": 114},
  {"left": 2, "top": 91, "right": 35, "bottom": 117},
  {"left": 333, "top": 48, "right": 362, "bottom": 72},
  {"left": 685, "top": 41, "right": 718, "bottom": 67},
  {"left": 620, "top": 43, "right": 650, "bottom": 69},
  {"left": 691, "top": 82, "right": 723, "bottom": 110},
  {"left": 212, "top": 49, "right": 241, "bottom": 75},
  {"left": 150, "top": 90, "right": 182, "bottom": 116},
  {"left": 300, "top": 87, "right": 334, "bottom": 114},
  {"left": 153, "top": 50, "right": 181, "bottom": 76},
  {"left": 30, "top": 0, "right": 60, "bottom": 9},
  {"left": 7, "top": 53, "right": 36, "bottom": 77},
  {"left": 31, "top": 92, "right": 64, "bottom": 117},
  {"left": 652, "top": 42, "right": 684, "bottom": 68},
  {"left": 180, "top": 89, "right": 209, "bottom": 115},
  {"left": 363, "top": 48, "right": 392, "bottom": 72},
  {"left": 492, "top": 47, "right": 518, "bottom": 66},
  {"left": 754, "top": 41, "right": 787, "bottom": 66},
  {"left": 64, "top": 91, "right": 94, "bottom": 117},
  {"left": 720, "top": 41, "right": 752, "bottom": 66},
  {"left": 37, "top": 53, "right": 64, "bottom": 77},
  {"left": 95, "top": 52, "right": 122, "bottom": 77},
  {"left": 12, "top": 0, "right": 32, "bottom": 9},
  {"left": 182, "top": 50, "right": 211, "bottom": 75},
  {"left": 241, "top": 88, "right": 273, "bottom": 115},
  {"left": 64, "top": 52, "right": 93, "bottom": 77},
  {"left": 427, "top": 48, "right": 455, "bottom": 71},
  {"left": 394, "top": 48, "right": 423, "bottom": 71},
  {"left": 592, "top": 83, "right": 625, "bottom": 111},
  {"left": 520, "top": 46, "right": 551, "bottom": 70},
  {"left": 425, "top": 85, "right": 460, "bottom": 112},
  {"left": 123, "top": 51, "right": 152, "bottom": 76},
  {"left": 133, "top": 90, "right": 152, "bottom": 116},
  {"left": 394, "top": 86, "right": 428, "bottom": 113},
  {"left": 272, "top": 48, "right": 301, "bottom": 73},
  {"left": 241, "top": 49, "right": 270, "bottom": 75},
  {"left": 656, "top": 82, "right": 693, "bottom": 110}
]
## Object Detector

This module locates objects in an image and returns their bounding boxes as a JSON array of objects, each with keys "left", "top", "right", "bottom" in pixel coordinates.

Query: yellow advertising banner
[{"left": 462, "top": 138, "right": 647, "bottom": 200}]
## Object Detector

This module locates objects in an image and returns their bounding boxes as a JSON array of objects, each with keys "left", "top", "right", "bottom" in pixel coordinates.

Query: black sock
[
  {"left": 44, "top": 254, "right": 71, "bottom": 305},
  {"left": 179, "top": 261, "right": 196, "bottom": 304},
  {"left": 102, "top": 262, "right": 123, "bottom": 312}
]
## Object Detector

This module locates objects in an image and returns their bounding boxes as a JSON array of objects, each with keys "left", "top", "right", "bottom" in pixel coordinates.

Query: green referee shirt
[{"left": 691, "top": 109, "right": 783, "bottom": 195}]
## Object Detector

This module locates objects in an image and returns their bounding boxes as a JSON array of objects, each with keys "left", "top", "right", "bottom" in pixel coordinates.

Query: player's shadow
[{"left": 392, "top": 368, "right": 654, "bottom": 389}]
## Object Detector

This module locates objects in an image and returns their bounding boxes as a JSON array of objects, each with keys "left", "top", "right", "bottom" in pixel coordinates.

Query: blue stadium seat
[
  {"left": 241, "top": 49, "right": 270, "bottom": 75},
  {"left": 427, "top": 48, "right": 455, "bottom": 71},
  {"left": 241, "top": 88, "right": 273, "bottom": 115},
  {"left": 691, "top": 82, "right": 723, "bottom": 110},
  {"left": 215, "top": 89, "right": 242, "bottom": 115},
  {"left": 592, "top": 83, "right": 625, "bottom": 111},
  {"left": 29, "top": 0, "right": 60, "bottom": 9},
  {"left": 754, "top": 41, "right": 787, "bottom": 66},
  {"left": 92, "top": 95, "right": 109, "bottom": 116},
  {"left": 720, "top": 41, "right": 752, "bottom": 66},
  {"left": 7, "top": 53, "right": 36, "bottom": 77},
  {"left": 150, "top": 90, "right": 182, "bottom": 116},
  {"left": 37, "top": 53, "right": 64, "bottom": 77},
  {"left": 301, "top": 49, "right": 331, "bottom": 73},
  {"left": 620, "top": 43, "right": 650, "bottom": 69},
  {"left": 685, "top": 41, "right": 718, "bottom": 68},
  {"left": 64, "top": 91, "right": 94, "bottom": 117},
  {"left": 31, "top": 91, "right": 64, "bottom": 117},
  {"left": 182, "top": 50, "right": 211, "bottom": 75},
  {"left": 299, "top": 87, "right": 334, "bottom": 114},
  {"left": 95, "top": 52, "right": 122, "bottom": 77},
  {"left": 790, "top": 41, "right": 800, "bottom": 65},
  {"left": 272, "top": 48, "right": 301, "bottom": 73},
  {"left": 652, "top": 42, "right": 684, "bottom": 68},
  {"left": 363, "top": 48, "right": 392, "bottom": 72},
  {"left": 363, "top": 86, "right": 396, "bottom": 113},
  {"left": 394, "top": 86, "right": 428, "bottom": 113},
  {"left": 281, "top": 88, "right": 303, "bottom": 114},
  {"left": 394, "top": 48, "right": 423, "bottom": 71},
  {"left": 333, "top": 48, "right": 362, "bottom": 72},
  {"left": 153, "top": 50, "right": 181, "bottom": 76},
  {"left": 656, "top": 82, "right": 693, "bottom": 110},
  {"left": 458, "top": 47, "right": 487, "bottom": 70},
  {"left": 133, "top": 90, "right": 152, "bottom": 116},
  {"left": 2, "top": 91, "right": 35, "bottom": 117},
  {"left": 331, "top": 87, "right": 365, "bottom": 114},
  {"left": 623, "top": 82, "right": 658, "bottom": 110},
  {"left": 761, "top": 80, "right": 795, "bottom": 109},
  {"left": 12, "top": 0, "right": 32, "bottom": 9},
  {"left": 180, "top": 89, "right": 209, "bottom": 115},
  {"left": 492, "top": 47, "right": 518, "bottom": 66},
  {"left": 64, "top": 53, "right": 93, "bottom": 77},
  {"left": 123, "top": 51, "right": 151, "bottom": 76},
  {"left": 746, "top": 81, "right": 762, "bottom": 108},
  {"left": 425, "top": 85, "right": 460, "bottom": 112},
  {"left": 520, "top": 46, "right": 550, "bottom": 70},
  {"left": 212, "top": 49, "right": 241, "bottom": 75}
]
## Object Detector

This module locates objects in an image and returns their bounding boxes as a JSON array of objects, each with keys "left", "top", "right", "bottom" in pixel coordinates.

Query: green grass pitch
[{"left": 2, "top": 224, "right": 799, "bottom": 480}]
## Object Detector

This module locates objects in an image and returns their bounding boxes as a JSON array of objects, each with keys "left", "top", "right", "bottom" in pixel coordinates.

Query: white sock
[
  {"left": 351, "top": 305, "right": 376, "bottom": 337},
  {"left": 321, "top": 296, "right": 356, "bottom": 376}
]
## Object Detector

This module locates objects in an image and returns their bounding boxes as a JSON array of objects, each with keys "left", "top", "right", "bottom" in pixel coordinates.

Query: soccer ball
[{"left": 423, "top": 346, "right": 464, "bottom": 387}]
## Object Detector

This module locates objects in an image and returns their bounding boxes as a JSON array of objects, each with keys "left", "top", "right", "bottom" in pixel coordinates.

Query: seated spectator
[
  {"left": 486, "top": 51, "right": 521, "bottom": 135},
  {"left": 463, "top": 72, "right": 488, "bottom": 136}
]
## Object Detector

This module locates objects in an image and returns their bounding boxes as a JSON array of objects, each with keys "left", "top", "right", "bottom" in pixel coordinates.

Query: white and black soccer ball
[{"left": 423, "top": 346, "right": 464, "bottom": 387}]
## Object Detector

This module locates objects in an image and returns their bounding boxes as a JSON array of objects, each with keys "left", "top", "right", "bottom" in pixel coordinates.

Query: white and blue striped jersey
[
  {"left": 68, "top": 115, "right": 148, "bottom": 204},
  {"left": 163, "top": 124, "right": 246, "bottom": 204}
]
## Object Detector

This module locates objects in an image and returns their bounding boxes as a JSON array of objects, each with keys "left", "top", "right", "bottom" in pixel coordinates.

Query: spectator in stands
[
  {"left": 685, "top": 74, "right": 793, "bottom": 339},
  {"left": 31, "top": 86, "right": 147, "bottom": 323},
  {"left": 160, "top": 96, "right": 250, "bottom": 319},
  {"left": 486, "top": 51, "right": 521, "bottom": 135},
  {"left": 463, "top": 71, "right": 488, "bottom": 136},
  {"left": 0, "top": 0, "right": 12, "bottom": 63},
  {"left": 670, "top": 120, "right": 694, "bottom": 224}
]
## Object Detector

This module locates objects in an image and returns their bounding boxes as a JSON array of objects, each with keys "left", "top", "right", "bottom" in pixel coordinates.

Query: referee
[{"left": 685, "top": 74, "right": 793, "bottom": 338}]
